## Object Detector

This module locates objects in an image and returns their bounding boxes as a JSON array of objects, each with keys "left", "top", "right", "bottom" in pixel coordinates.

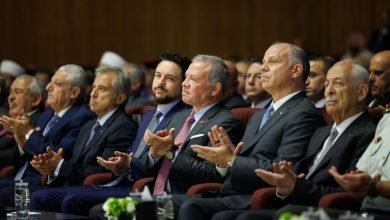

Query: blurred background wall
[{"left": 0, "top": 0, "right": 389, "bottom": 67}]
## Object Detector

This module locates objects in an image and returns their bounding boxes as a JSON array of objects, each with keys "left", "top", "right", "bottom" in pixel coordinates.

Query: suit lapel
[
  {"left": 241, "top": 92, "right": 305, "bottom": 153},
  {"left": 180, "top": 105, "right": 221, "bottom": 150}
]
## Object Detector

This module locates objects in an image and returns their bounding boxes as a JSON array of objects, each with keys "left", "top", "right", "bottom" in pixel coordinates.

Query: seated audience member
[
  {"left": 245, "top": 59, "right": 272, "bottom": 108},
  {"left": 274, "top": 109, "right": 390, "bottom": 220},
  {"left": 367, "top": 50, "right": 390, "bottom": 108},
  {"left": 99, "top": 51, "right": 127, "bottom": 69},
  {"left": 0, "top": 59, "right": 26, "bottom": 97},
  {"left": 1, "top": 66, "right": 138, "bottom": 206},
  {"left": 0, "top": 75, "right": 45, "bottom": 169},
  {"left": 88, "top": 55, "right": 243, "bottom": 219},
  {"left": 235, "top": 59, "right": 251, "bottom": 102},
  {"left": 29, "top": 52, "right": 190, "bottom": 216},
  {"left": 222, "top": 60, "right": 250, "bottom": 109},
  {"left": 0, "top": 64, "right": 95, "bottom": 190},
  {"left": 178, "top": 42, "right": 324, "bottom": 220},
  {"left": 125, "top": 67, "right": 153, "bottom": 108},
  {"left": 305, "top": 56, "right": 336, "bottom": 108},
  {"left": 342, "top": 31, "right": 372, "bottom": 69},
  {"left": 228, "top": 61, "right": 376, "bottom": 220},
  {"left": 0, "top": 76, "right": 8, "bottom": 116}
]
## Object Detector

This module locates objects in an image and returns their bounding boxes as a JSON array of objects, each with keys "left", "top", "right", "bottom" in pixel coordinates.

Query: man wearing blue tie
[{"left": 29, "top": 52, "right": 190, "bottom": 216}]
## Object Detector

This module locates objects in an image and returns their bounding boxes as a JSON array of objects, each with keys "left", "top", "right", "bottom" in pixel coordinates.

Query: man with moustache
[
  {"left": 30, "top": 52, "right": 190, "bottom": 217},
  {"left": 245, "top": 59, "right": 272, "bottom": 108},
  {"left": 0, "top": 75, "right": 45, "bottom": 169}
]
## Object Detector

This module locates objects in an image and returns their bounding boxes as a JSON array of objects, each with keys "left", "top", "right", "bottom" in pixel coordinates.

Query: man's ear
[
  {"left": 115, "top": 93, "right": 127, "bottom": 105},
  {"left": 31, "top": 95, "right": 42, "bottom": 108},
  {"left": 70, "top": 86, "right": 81, "bottom": 99},
  {"left": 211, "top": 82, "right": 222, "bottom": 97},
  {"left": 291, "top": 64, "right": 303, "bottom": 79},
  {"left": 357, "top": 83, "right": 369, "bottom": 102}
]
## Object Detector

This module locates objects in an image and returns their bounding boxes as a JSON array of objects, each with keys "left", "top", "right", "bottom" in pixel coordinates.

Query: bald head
[{"left": 369, "top": 50, "right": 390, "bottom": 98}]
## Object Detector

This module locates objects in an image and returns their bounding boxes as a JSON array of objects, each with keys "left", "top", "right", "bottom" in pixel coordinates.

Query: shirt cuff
[
  {"left": 275, "top": 190, "right": 289, "bottom": 200},
  {"left": 25, "top": 129, "right": 34, "bottom": 140},
  {"left": 146, "top": 152, "right": 162, "bottom": 169},
  {"left": 47, "top": 159, "right": 64, "bottom": 184},
  {"left": 216, "top": 165, "right": 228, "bottom": 177}
]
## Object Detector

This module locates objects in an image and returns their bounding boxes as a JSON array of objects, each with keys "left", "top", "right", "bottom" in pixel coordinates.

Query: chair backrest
[
  {"left": 230, "top": 107, "right": 261, "bottom": 129},
  {"left": 320, "top": 108, "right": 334, "bottom": 125},
  {"left": 367, "top": 107, "right": 384, "bottom": 124},
  {"left": 0, "top": 165, "right": 14, "bottom": 177}
]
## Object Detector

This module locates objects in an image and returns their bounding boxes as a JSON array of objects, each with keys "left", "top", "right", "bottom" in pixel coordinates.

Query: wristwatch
[{"left": 165, "top": 150, "right": 174, "bottom": 161}]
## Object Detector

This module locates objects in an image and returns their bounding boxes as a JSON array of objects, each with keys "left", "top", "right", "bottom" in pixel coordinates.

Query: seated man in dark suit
[
  {"left": 25, "top": 66, "right": 138, "bottom": 210},
  {"left": 177, "top": 42, "right": 325, "bottom": 220},
  {"left": 29, "top": 52, "right": 191, "bottom": 216},
  {"left": 0, "top": 64, "right": 96, "bottom": 190},
  {"left": 230, "top": 61, "right": 376, "bottom": 220},
  {"left": 142, "top": 54, "right": 242, "bottom": 196},
  {"left": 0, "top": 75, "right": 45, "bottom": 169}
]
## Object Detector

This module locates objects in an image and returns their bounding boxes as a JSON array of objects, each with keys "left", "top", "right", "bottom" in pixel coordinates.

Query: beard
[{"left": 155, "top": 94, "right": 179, "bottom": 104}]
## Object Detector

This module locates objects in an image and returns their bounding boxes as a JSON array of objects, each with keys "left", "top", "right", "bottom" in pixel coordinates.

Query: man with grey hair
[
  {"left": 11, "top": 67, "right": 138, "bottom": 210},
  {"left": 0, "top": 75, "right": 45, "bottom": 169},
  {"left": 0, "top": 64, "right": 96, "bottom": 189},
  {"left": 142, "top": 54, "right": 242, "bottom": 195},
  {"left": 178, "top": 43, "right": 324, "bottom": 220}
]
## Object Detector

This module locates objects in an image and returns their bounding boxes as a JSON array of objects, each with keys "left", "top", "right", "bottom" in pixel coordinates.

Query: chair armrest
[
  {"left": 251, "top": 187, "right": 281, "bottom": 210},
  {"left": 0, "top": 166, "right": 14, "bottom": 177},
  {"left": 132, "top": 177, "right": 154, "bottom": 192},
  {"left": 318, "top": 192, "right": 362, "bottom": 211},
  {"left": 186, "top": 183, "right": 223, "bottom": 195},
  {"left": 83, "top": 173, "right": 113, "bottom": 185}
]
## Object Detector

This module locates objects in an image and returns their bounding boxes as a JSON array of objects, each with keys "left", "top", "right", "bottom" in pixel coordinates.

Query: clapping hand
[
  {"left": 97, "top": 151, "right": 133, "bottom": 174},
  {"left": 30, "top": 147, "right": 64, "bottom": 175},
  {"left": 144, "top": 128, "right": 175, "bottom": 158}
]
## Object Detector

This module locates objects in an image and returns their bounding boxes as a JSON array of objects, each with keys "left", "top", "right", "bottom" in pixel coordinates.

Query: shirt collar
[
  {"left": 272, "top": 90, "right": 302, "bottom": 111},
  {"left": 97, "top": 107, "right": 118, "bottom": 126},
  {"left": 55, "top": 105, "right": 72, "bottom": 118},
  {"left": 331, "top": 111, "right": 364, "bottom": 137},
  {"left": 157, "top": 99, "right": 181, "bottom": 118}
]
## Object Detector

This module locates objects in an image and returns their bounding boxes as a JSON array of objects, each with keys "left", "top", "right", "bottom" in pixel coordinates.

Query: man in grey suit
[
  {"left": 143, "top": 54, "right": 243, "bottom": 195},
  {"left": 178, "top": 42, "right": 325, "bottom": 220}
]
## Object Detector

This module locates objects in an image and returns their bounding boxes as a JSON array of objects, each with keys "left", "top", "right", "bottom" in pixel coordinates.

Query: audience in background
[
  {"left": 0, "top": 59, "right": 26, "bottom": 99},
  {"left": 305, "top": 56, "right": 336, "bottom": 108},
  {"left": 367, "top": 50, "right": 390, "bottom": 108},
  {"left": 245, "top": 60, "right": 272, "bottom": 108},
  {"left": 222, "top": 60, "right": 250, "bottom": 109}
]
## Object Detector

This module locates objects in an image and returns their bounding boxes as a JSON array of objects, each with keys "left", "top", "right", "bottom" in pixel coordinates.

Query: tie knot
[
  {"left": 330, "top": 127, "right": 338, "bottom": 139},
  {"left": 94, "top": 121, "right": 101, "bottom": 132},
  {"left": 186, "top": 114, "right": 195, "bottom": 124},
  {"left": 267, "top": 105, "right": 274, "bottom": 114},
  {"left": 154, "top": 111, "right": 162, "bottom": 120}
]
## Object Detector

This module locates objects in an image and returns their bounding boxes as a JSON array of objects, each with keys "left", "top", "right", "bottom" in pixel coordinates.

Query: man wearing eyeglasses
[{"left": 367, "top": 50, "right": 390, "bottom": 108}]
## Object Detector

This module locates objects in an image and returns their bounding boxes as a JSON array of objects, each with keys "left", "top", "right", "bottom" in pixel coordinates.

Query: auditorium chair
[
  {"left": 0, "top": 165, "right": 14, "bottom": 177},
  {"left": 318, "top": 192, "right": 362, "bottom": 211}
]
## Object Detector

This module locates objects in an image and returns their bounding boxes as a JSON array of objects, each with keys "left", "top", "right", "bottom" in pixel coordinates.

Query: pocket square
[{"left": 190, "top": 134, "right": 205, "bottom": 139}]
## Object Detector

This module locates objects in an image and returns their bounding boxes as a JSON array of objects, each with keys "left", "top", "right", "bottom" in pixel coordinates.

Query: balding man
[{"left": 367, "top": 50, "right": 390, "bottom": 108}]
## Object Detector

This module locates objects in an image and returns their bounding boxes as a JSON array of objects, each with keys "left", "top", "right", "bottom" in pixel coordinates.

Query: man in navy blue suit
[
  {"left": 29, "top": 52, "right": 191, "bottom": 216},
  {"left": 0, "top": 64, "right": 95, "bottom": 190}
]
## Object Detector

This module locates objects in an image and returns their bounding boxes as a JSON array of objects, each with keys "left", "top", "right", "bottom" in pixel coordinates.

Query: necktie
[
  {"left": 306, "top": 127, "right": 339, "bottom": 179},
  {"left": 85, "top": 121, "right": 101, "bottom": 146},
  {"left": 42, "top": 114, "right": 60, "bottom": 136},
  {"left": 133, "top": 111, "right": 162, "bottom": 158},
  {"left": 153, "top": 113, "right": 195, "bottom": 195},
  {"left": 259, "top": 105, "right": 274, "bottom": 130}
]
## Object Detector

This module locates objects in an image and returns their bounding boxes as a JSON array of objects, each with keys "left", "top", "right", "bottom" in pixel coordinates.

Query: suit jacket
[
  {"left": 220, "top": 92, "right": 325, "bottom": 200},
  {"left": 286, "top": 111, "right": 376, "bottom": 206},
  {"left": 22, "top": 101, "right": 96, "bottom": 185},
  {"left": 224, "top": 92, "right": 251, "bottom": 109},
  {"left": 0, "top": 109, "right": 44, "bottom": 169},
  {"left": 141, "top": 103, "right": 243, "bottom": 194},
  {"left": 48, "top": 107, "right": 138, "bottom": 186},
  {"left": 128, "top": 101, "right": 188, "bottom": 183}
]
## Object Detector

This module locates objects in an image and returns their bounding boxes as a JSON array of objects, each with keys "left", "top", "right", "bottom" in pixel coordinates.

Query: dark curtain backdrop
[{"left": 0, "top": 0, "right": 389, "bottom": 67}]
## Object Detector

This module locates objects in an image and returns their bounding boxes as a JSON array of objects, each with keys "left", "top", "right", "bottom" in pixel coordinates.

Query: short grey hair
[
  {"left": 271, "top": 42, "right": 310, "bottom": 81},
  {"left": 95, "top": 66, "right": 131, "bottom": 103},
  {"left": 16, "top": 75, "right": 46, "bottom": 109},
  {"left": 335, "top": 61, "right": 369, "bottom": 87},
  {"left": 192, "top": 54, "right": 229, "bottom": 96},
  {"left": 57, "top": 64, "right": 88, "bottom": 98},
  {"left": 17, "top": 75, "right": 46, "bottom": 98},
  {"left": 129, "top": 67, "right": 145, "bottom": 90}
]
